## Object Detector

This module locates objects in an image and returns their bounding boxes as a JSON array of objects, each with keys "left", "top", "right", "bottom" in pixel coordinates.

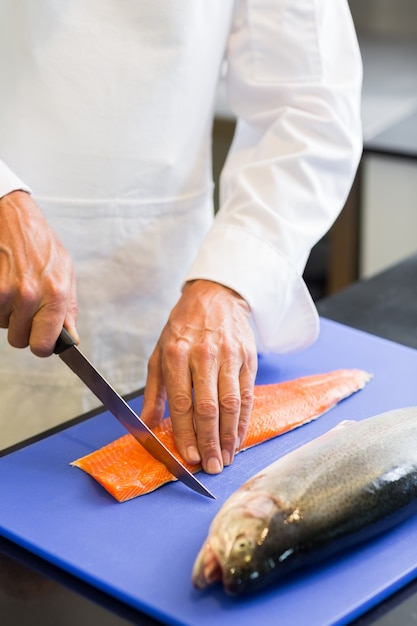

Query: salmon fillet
[{"left": 71, "top": 369, "right": 371, "bottom": 502}]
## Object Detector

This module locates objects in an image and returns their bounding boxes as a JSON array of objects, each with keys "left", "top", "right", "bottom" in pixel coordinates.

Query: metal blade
[{"left": 55, "top": 332, "right": 214, "bottom": 499}]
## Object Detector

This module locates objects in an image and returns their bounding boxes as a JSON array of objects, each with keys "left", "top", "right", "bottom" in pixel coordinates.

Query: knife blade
[{"left": 54, "top": 328, "right": 215, "bottom": 499}]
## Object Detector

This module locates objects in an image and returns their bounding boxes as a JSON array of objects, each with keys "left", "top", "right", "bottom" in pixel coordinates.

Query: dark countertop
[
  {"left": 1, "top": 254, "right": 417, "bottom": 626},
  {"left": 317, "top": 252, "right": 417, "bottom": 350}
]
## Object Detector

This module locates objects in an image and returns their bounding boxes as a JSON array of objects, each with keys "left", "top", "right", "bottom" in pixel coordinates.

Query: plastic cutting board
[{"left": 1, "top": 318, "right": 417, "bottom": 626}]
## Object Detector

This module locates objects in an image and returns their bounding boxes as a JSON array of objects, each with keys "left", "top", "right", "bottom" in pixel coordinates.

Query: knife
[{"left": 54, "top": 328, "right": 215, "bottom": 499}]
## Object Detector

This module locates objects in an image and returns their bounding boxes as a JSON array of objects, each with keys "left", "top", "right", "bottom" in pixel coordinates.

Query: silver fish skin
[{"left": 192, "top": 407, "right": 417, "bottom": 596}]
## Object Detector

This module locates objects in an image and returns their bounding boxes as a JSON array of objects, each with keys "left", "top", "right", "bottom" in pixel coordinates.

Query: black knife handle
[{"left": 54, "top": 328, "right": 77, "bottom": 354}]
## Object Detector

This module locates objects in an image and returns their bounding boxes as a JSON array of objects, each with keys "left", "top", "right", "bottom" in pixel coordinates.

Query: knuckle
[
  {"left": 198, "top": 438, "right": 219, "bottom": 454},
  {"left": 8, "top": 334, "right": 29, "bottom": 350},
  {"left": 30, "top": 342, "right": 54, "bottom": 358},
  {"left": 0, "top": 290, "right": 10, "bottom": 313},
  {"left": 220, "top": 431, "right": 238, "bottom": 448},
  {"left": 221, "top": 343, "right": 238, "bottom": 360},
  {"left": 238, "top": 412, "right": 251, "bottom": 430},
  {"left": 170, "top": 392, "right": 193, "bottom": 414},
  {"left": 195, "top": 398, "right": 218, "bottom": 420},
  {"left": 237, "top": 418, "right": 250, "bottom": 445},
  {"left": 240, "top": 387, "right": 254, "bottom": 410},
  {"left": 219, "top": 392, "right": 241, "bottom": 415},
  {"left": 13, "top": 276, "right": 68, "bottom": 312},
  {"left": 15, "top": 281, "right": 38, "bottom": 308},
  {"left": 194, "top": 340, "right": 218, "bottom": 363},
  {"left": 163, "top": 339, "right": 189, "bottom": 365},
  {"left": 0, "top": 278, "right": 8, "bottom": 298},
  {"left": 44, "top": 277, "right": 68, "bottom": 303}
]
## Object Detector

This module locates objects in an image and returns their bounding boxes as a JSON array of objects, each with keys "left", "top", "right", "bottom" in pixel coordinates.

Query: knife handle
[{"left": 54, "top": 328, "right": 77, "bottom": 354}]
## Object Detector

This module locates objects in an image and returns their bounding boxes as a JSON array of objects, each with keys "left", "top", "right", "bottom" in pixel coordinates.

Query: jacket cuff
[
  {"left": 0, "top": 160, "right": 32, "bottom": 199},
  {"left": 185, "top": 224, "right": 319, "bottom": 354}
]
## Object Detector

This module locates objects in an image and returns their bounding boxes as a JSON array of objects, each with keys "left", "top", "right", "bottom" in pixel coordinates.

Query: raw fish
[
  {"left": 192, "top": 407, "right": 417, "bottom": 596},
  {"left": 71, "top": 369, "right": 371, "bottom": 501}
]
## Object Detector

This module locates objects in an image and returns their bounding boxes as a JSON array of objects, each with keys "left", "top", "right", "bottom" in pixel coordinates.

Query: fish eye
[{"left": 232, "top": 534, "right": 253, "bottom": 555}]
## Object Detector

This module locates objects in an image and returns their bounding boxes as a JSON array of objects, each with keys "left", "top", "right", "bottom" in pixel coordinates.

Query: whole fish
[{"left": 192, "top": 407, "right": 417, "bottom": 596}]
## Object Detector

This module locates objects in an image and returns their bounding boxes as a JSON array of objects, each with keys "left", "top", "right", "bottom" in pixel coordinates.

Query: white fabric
[{"left": 0, "top": 0, "right": 362, "bottom": 448}]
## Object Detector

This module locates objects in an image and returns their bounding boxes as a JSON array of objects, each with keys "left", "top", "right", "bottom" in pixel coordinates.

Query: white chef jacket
[{"left": 0, "top": 0, "right": 362, "bottom": 448}]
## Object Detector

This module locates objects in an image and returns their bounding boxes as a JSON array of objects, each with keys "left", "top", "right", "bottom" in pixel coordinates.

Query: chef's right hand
[{"left": 0, "top": 190, "right": 78, "bottom": 356}]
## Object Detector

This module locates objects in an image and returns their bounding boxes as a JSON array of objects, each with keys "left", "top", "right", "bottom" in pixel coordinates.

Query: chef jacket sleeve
[
  {"left": 185, "top": 0, "right": 363, "bottom": 353},
  {"left": 0, "top": 159, "right": 32, "bottom": 198}
]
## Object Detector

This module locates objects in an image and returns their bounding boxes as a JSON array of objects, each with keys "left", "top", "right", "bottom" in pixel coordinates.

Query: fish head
[
  {"left": 220, "top": 515, "right": 273, "bottom": 595},
  {"left": 192, "top": 487, "right": 280, "bottom": 595},
  {"left": 219, "top": 505, "right": 306, "bottom": 595}
]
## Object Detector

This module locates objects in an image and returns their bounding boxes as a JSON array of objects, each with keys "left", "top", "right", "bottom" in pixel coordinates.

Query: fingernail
[
  {"left": 206, "top": 457, "right": 223, "bottom": 474},
  {"left": 186, "top": 446, "right": 201, "bottom": 464},
  {"left": 221, "top": 449, "right": 232, "bottom": 466},
  {"left": 68, "top": 325, "right": 80, "bottom": 344}
]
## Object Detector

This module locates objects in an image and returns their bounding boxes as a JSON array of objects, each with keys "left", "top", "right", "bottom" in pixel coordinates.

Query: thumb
[
  {"left": 140, "top": 351, "right": 167, "bottom": 428},
  {"left": 64, "top": 270, "right": 79, "bottom": 343}
]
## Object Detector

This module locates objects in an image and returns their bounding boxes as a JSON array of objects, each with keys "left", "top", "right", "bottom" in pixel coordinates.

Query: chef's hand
[
  {"left": 141, "top": 279, "right": 258, "bottom": 474},
  {"left": 0, "top": 190, "right": 78, "bottom": 355}
]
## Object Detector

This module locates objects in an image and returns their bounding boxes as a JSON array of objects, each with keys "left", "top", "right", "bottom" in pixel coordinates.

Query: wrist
[
  {"left": 183, "top": 279, "right": 249, "bottom": 307},
  {"left": 0, "top": 189, "right": 32, "bottom": 203}
]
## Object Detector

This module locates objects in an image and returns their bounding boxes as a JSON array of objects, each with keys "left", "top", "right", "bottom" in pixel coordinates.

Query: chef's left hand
[{"left": 140, "top": 279, "right": 257, "bottom": 474}]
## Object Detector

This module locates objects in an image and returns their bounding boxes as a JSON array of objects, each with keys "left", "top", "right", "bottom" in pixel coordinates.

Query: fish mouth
[
  {"left": 192, "top": 542, "right": 223, "bottom": 590},
  {"left": 192, "top": 542, "right": 252, "bottom": 596}
]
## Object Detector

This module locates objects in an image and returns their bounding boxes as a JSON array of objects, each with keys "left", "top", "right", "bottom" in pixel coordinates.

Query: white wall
[
  {"left": 348, "top": 0, "right": 417, "bottom": 278},
  {"left": 360, "top": 155, "right": 417, "bottom": 277}
]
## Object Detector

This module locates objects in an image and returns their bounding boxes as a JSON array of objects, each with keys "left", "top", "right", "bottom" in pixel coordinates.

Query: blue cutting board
[{"left": 1, "top": 318, "right": 417, "bottom": 626}]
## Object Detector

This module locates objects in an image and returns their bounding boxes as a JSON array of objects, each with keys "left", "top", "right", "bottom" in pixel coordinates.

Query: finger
[
  {"left": 29, "top": 304, "right": 68, "bottom": 356},
  {"left": 7, "top": 311, "right": 33, "bottom": 348},
  {"left": 0, "top": 285, "right": 12, "bottom": 329},
  {"left": 6, "top": 288, "right": 39, "bottom": 349},
  {"left": 28, "top": 263, "right": 76, "bottom": 356},
  {"left": 217, "top": 365, "right": 241, "bottom": 467},
  {"left": 63, "top": 267, "right": 79, "bottom": 343},
  {"left": 0, "top": 316, "right": 9, "bottom": 330},
  {"left": 140, "top": 348, "right": 168, "bottom": 429},
  {"left": 163, "top": 342, "right": 201, "bottom": 466},
  {"left": 236, "top": 361, "right": 256, "bottom": 450},
  {"left": 29, "top": 280, "right": 73, "bottom": 356},
  {"left": 191, "top": 352, "right": 223, "bottom": 474}
]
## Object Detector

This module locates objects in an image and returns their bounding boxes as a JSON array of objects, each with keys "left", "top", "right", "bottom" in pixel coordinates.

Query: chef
[{"left": 0, "top": 1, "right": 362, "bottom": 473}]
